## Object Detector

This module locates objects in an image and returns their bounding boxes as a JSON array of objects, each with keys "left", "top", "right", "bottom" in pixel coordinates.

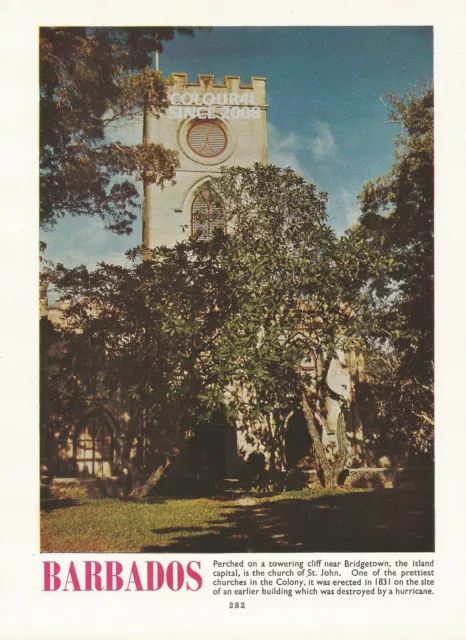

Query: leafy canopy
[
  {"left": 40, "top": 27, "right": 202, "bottom": 235},
  {"left": 353, "top": 83, "right": 434, "bottom": 452},
  {"left": 44, "top": 164, "right": 386, "bottom": 481}
]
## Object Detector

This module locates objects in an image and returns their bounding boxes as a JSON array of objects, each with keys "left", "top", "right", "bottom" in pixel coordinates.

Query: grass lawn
[{"left": 41, "top": 486, "right": 433, "bottom": 553}]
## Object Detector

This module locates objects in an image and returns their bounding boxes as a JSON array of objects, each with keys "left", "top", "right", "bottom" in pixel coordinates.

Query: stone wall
[
  {"left": 305, "top": 466, "right": 434, "bottom": 490},
  {"left": 43, "top": 476, "right": 126, "bottom": 501}
]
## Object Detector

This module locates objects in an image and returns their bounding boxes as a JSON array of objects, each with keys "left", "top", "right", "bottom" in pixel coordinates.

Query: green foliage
[
  {"left": 354, "top": 83, "right": 434, "bottom": 453},
  {"left": 363, "top": 348, "right": 433, "bottom": 455},
  {"left": 44, "top": 163, "right": 388, "bottom": 481},
  {"left": 40, "top": 27, "right": 201, "bottom": 234},
  {"left": 200, "top": 166, "right": 382, "bottom": 417},
  {"left": 44, "top": 233, "right": 232, "bottom": 450}
]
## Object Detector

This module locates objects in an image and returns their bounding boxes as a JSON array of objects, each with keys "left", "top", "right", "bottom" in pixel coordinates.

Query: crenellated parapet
[{"left": 169, "top": 73, "right": 267, "bottom": 106}]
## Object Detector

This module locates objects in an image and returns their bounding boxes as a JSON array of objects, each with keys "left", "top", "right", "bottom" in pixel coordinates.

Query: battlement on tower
[{"left": 169, "top": 73, "right": 267, "bottom": 104}]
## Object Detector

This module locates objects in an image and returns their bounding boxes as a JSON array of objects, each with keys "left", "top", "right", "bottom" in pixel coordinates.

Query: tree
[
  {"left": 354, "top": 83, "right": 434, "bottom": 455},
  {"left": 45, "top": 164, "right": 384, "bottom": 493},
  {"left": 40, "top": 27, "right": 200, "bottom": 235},
  {"left": 44, "top": 235, "right": 230, "bottom": 494},
  {"left": 196, "top": 165, "right": 383, "bottom": 488}
]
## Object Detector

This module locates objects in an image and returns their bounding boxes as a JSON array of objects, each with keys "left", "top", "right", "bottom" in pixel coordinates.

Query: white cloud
[
  {"left": 105, "top": 117, "right": 143, "bottom": 147},
  {"left": 309, "top": 120, "right": 337, "bottom": 160},
  {"left": 267, "top": 120, "right": 338, "bottom": 180},
  {"left": 327, "top": 187, "right": 361, "bottom": 236},
  {"left": 41, "top": 214, "right": 141, "bottom": 272},
  {"left": 58, "top": 247, "right": 133, "bottom": 270},
  {"left": 50, "top": 245, "right": 138, "bottom": 275},
  {"left": 340, "top": 187, "right": 361, "bottom": 228},
  {"left": 267, "top": 123, "right": 312, "bottom": 180},
  {"left": 81, "top": 217, "right": 111, "bottom": 248}
]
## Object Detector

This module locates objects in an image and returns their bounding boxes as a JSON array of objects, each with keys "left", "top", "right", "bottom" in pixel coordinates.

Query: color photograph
[{"left": 39, "top": 26, "right": 434, "bottom": 553}]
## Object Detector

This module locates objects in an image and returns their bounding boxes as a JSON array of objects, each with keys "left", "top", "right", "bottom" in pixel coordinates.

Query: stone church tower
[{"left": 143, "top": 72, "right": 267, "bottom": 247}]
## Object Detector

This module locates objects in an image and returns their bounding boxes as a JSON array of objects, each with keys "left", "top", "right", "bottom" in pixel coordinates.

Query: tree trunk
[
  {"left": 302, "top": 393, "right": 347, "bottom": 489},
  {"left": 128, "top": 461, "right": 169, "bottom": 499},
  {"left": 128, "top": 442, "right": 184, "bottom": 500},
  {"left": 266, "top": 412, "right": 277, "bottom": 472},
  {"left": 121, "top": 407, "right": 142, "bottom": 467},
  {"left": 281, "top": 410, "right": 294, "bottom": 471}
]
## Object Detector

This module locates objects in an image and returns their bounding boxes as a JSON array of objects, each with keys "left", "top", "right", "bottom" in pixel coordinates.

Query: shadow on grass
[
  {"left": 41, "top": 498, "right": 78, "bottom": 511},
  {"left": 141, "top": 487, "right": 434, "bottom": 553}
]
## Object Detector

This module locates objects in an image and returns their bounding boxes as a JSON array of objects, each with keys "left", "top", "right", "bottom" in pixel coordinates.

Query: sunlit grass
[
  {"left": 40, "top": 488, "right": 339, "bottom": 553},
  {"left": 41, "top": 486, "right": 433, "bottom": 553},
  {"left": 42, "top": 497, "right": 230, "bottom": 552}
]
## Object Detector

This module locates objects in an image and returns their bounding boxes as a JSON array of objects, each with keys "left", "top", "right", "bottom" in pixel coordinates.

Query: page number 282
[{"left": 229, "top": 602, "right": 245, "bottom": 609}]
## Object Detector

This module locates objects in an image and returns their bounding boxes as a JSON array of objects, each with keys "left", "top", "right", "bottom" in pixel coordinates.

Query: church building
[{"left": 41, "top": 71, "right": 382, "bottom": 495}]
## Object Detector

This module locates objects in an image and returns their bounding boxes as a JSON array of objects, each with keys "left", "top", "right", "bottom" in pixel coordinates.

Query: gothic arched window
[
  {"left": 75, "top": 414, "right": 113, "bottom": 477},
  {"left": 191, "top": 186, "right": 225, "bottom": 240}
]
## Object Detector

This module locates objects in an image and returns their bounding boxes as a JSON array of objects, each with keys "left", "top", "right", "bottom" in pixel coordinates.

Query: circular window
[{"left": 187, "top": 120, "right": 227, "bottom": 158}]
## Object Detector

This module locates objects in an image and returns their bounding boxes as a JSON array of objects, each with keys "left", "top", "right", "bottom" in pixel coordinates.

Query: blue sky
[{"left": 41, "top": 26, "right": 433, "bottom": 269}]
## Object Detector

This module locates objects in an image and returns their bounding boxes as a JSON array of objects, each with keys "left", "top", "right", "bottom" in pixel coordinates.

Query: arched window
[
  {"left": 191, "top": 186, "right": 225, "bottom": 240},
  {"left": 75, "top": 414, "right": 113, "bottom": 477}
]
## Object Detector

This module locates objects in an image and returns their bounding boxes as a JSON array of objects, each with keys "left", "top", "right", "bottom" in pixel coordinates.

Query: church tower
[{"left": 143, "top": 72, "right": 267, "bottom": 248}]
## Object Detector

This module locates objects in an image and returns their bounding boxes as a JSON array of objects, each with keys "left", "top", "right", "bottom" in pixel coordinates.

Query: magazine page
[{"left": 1, "top": 1, "right": 465, "bottom": 639}]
